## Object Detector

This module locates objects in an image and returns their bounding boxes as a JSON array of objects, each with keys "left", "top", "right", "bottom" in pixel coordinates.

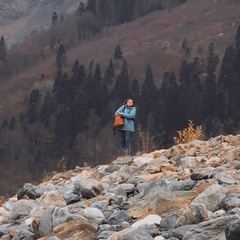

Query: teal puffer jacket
[{"left": 114, "top": 105, "right": 136, "bottom": 132}]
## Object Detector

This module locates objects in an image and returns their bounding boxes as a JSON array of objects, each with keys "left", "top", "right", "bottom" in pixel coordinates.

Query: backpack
[{"left": 113, "top": 106, "right": 125, "bottom": 135}]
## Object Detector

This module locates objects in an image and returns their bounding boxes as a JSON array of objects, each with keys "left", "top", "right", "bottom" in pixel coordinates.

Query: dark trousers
[{"left": 118, "top": 130, "right": 133, "bottom": 155}]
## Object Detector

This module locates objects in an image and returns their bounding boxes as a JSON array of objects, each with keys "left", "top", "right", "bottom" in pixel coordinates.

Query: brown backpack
[{"left": 113, "top": 106, "right": 125, "bottom": 135}]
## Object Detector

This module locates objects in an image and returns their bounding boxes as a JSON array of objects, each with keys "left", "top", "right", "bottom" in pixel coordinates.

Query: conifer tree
[
  {"left": 114, "top": 44, "right": 123, "bottom": 59},
  {"left": 70, "top": 59, "right": 80, "bottom": 92},
  {"left": 130, "top": 78, "right": 140, "bottom": 106},
  {"left": 78, "top": 1, "right": 85, "bottom": 13},
  {"left": 56, "top": 72, "right": 70, "bottom": 105},
  {"left": 28, "top": 89, "right": 41, "bottom": 124},
  {"left": 234, "top": 25, "right": 240, "bottom": 74},
  {"left": 1, "top": 118, "right": 8, "bottom": 129},
  {"left": 53, "top": 70, "right": 63, "bottom": 93},
  {"left": 159, "top": 72, "right": 180, "bottom": 132},
  {"left": 52, "top": 12, "right": 58, "bottom": 23},
  {"left": 202, "top": 42, "right": 218, "bottom": 119},
  {"left": 218, "top": 46, "right": 235, "bottom": 90},
  {"left": 54, "top": 106, "right": 71, "bottom": 154},
  {"left": 114, "top": 60, "right": 130, "bottom": 103},
  {"left": 119, "top": 0, "right": 135, "bottom": 24},
  {"left": 207, "top": 42, "right": 219, "bottom": 74},
  {"left": 103, "top": 58, "right": 114, "bottom": 86},
  {"left": 0, "top": 36, "right": 7, "bottom": 63},
  {"left": 179, "top": 60, "right": 191, "bottom": 86},
  {"left": 86, "top": 0, "right": 97, "bottom": 14},
  {"left": 139, "top": 65, "right": 157, "bottom": 131},
  {"left": 182, "top": 37, "right": 188, "bottom": 51},
  {"left": 56, "top": 44, "right": 66, "bottom": 70},
  {"left": 98, "top": 0, "right": 109, "bottom": 21},
  {"left": 70, "top": 60, "right": 86, "bottom": 97},
  {"left": 39, "top": 91, "right": 54, "bottom": 128},
  {"left": 9, "top": 117, "right": 16, "bottom": 130},
  {"left": 0, "top": 35, "right": 8, "bottom": 78}
]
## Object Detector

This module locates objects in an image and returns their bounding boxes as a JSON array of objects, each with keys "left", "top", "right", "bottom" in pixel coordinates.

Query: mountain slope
[
  {"left": 0, "top": 0, "right": 87, "bottom": 46},
  {"left": 0, "top": 0, "right": 239, "bottom": 119}
]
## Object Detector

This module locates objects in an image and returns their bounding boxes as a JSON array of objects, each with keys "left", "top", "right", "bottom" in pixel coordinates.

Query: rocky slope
[
  {"left": 0, "top": 0, "right": 87, "bottom": 46},
  {"left": 0, "top": 134, "right": 239, "bottom": 239}
]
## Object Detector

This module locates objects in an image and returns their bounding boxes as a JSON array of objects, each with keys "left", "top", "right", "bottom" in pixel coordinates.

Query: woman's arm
[
  {"left": 114, "top": 105, "right": 125, "bottom": 117},
  {"left": 121, "top": 107, "right": 136, "bottom": 119}
]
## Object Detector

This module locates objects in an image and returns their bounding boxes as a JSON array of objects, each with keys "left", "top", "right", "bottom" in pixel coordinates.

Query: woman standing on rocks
[{"left": 114, "top": 99, "right": 136, "bottom": 155}]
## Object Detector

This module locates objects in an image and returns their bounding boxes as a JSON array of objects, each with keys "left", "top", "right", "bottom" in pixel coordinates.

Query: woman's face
[{"left": 126, "top": 99, "right": 133, "bottom": 107}]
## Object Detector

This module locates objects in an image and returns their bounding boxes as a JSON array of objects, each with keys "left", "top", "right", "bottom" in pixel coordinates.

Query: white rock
[{"left": 131, "top": 214, "right": 162, "bottom": 228}]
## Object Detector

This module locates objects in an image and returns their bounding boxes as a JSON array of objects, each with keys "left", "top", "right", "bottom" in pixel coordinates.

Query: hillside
[
  {"left": 0, "top": 134, "right": 239, "bottom": 239},
  {"left": 0, "top": 0, "right": 240, "bottom": 119},
  {"left": 0, "top": 0, "right": 87, "bottom": 46}
]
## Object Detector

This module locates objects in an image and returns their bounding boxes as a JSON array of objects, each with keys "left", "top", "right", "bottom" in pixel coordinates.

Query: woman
[{"left": 114, "top": 99, "right": 136, "bottom": 155}]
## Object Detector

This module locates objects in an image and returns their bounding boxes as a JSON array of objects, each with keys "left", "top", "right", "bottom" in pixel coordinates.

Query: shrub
[{"left": 173, "top": 120, "right": 202, "bottom": 144}]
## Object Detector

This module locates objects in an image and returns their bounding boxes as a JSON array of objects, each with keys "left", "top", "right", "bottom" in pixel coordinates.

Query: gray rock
[
  {"left": 12, "top": 230, "right": 35, "bottom": 240},
  {"left": 221, "top": 194, "right": 240, "bottom": 211},
  {"left": 182, "top": 214, "right": 240, "bottom": 240},
  {"left": 190, "top": 184, "right": 225, "bottom": 212},
  {"left": 17, "top": 183, "right": 43, "bottom": 200},
  {"left": 169, "top": 179, "right": 196, "bottom": 191},
  {"left": 117, "top": 228, "right": 154, "bottom": 240},
  {"left": 225, "top": 219, "right": 240, "bottom": 240},
  {"left": 234, "top": 161, "right": 240, "bottom": 170},
  {"left": 39, "top": 206, "right": 70, "bottom": 237},
  {"left": 159, "top": 212, "right": 182, "bottom": 231},
  {"left": 190, "top": 168, "right": 213, "bottom": 181},
  {"left": 169, "top": 225, "right": 195, "bottom": 240},
  {"left": 97, "top": 230, "right": 115, "bottom": 239},
  {"left": 106, "top": 210, "right": 131, "bottom": 225}
]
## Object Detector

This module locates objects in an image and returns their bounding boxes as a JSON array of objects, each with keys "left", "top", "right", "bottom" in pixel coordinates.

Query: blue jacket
[{"left": 114, "top": 105, "right": 136, "bottom": 132}]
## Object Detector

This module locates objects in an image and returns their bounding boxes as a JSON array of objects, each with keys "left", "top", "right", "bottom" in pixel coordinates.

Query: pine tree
[
  {"left": 56, "top": 72, "right": 70, "bottom": 105},
  {"left": 114, "top": 44, "right": 123, "bottom": 59},
  {"left": 53, "top": 70, "right": 63, "bottom": 93},
  {"left": 78, "top": 1, "right": 85, "bottom": 14},
  {"left": 1, "top": 118, "right": 8, "bottom": 129},
  {"left": 39, "top": 91, "right": 54, "bottom": 128},
  {"left": 114, "top": 60, "right": 130, "bottom": 103},
  {"left": 9, "top": 117, "right": 16, "bottom": 130},
  {"left": 179, "top": 60, "right": 191, "bottom": 86},
  {"left": 182, "top": 37, "right": 188, "bottom": 51},
  {"left": 160, "top": 72, "right": 180, "bottom": 132},
  {"left": 218, "top": 46, "right": 235, "bottom": 90},
  {"left": 234, "top": 25, "right": 240, "bottom": 74},
  {"left": 139, "top": 65, "right": 157, "bottom": 131},
  {"left": 28, "top": 89, "right": 41, "bottom": 124},
  {"left": 202, "top": 42, "right": 218, "bottom": 118},
  {"left": 119, "top": 0, "right": 135, "bottom": 24},
  {"left": 207, "top": 42, "right": 219, "bottom": 74},
  {"left": 98, "top": 0, "right": 110, "bottom": 21},
  {"left": 130, "top": 78, "right": 140, "bottom": 106},
  {"left": 52, "top": 12, "right": 58, "bottom": 23},
  {"left": 0, "top": 35, "right": 8, "bottom": 78},
  {"left": 0, "top": 36, "right": 7, "bottom": 63},
  {"left": 70, "top": 60, "right": 86, "bottom": 95},
  {"left": 235, "top": 25, "right": 240, "bottom": 50},
  {"left": 56, "top": 44, "right": 66, "bottom": 70},
  {"left": 94, "top": 63, "right": 102, "bottom": 86},
  {"left": 86, "top": 0, "right": 97, "bottom": 14},
  {"left": 103, "top": 58, "right": 114, "bottom": 86}
]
